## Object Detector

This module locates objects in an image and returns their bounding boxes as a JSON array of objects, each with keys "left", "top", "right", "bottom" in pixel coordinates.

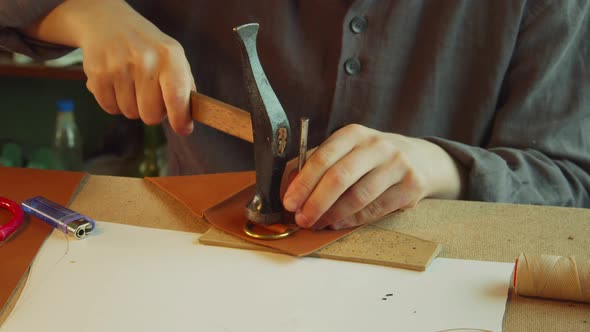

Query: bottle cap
[{"left": 57, "top": 99, "right": 74, "bottom": 112}]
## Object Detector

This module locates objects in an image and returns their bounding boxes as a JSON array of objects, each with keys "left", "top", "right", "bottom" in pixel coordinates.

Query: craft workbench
[{"left": 1, "top": 171, "right": 589, "bottom": 331}]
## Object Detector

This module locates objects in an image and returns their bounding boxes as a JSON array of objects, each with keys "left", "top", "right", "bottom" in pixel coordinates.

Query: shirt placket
[{"left": 327, "top": 0, "right": 374, "bottom": 135}]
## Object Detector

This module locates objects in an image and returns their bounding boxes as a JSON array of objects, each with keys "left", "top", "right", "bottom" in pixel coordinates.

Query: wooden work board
[
  {"left": 200, "top": 224, "right": 442, "bottom": 271},
  {"left": 3, "top": 173, "right": 589, "bottom": 332},
  {"left": 60, "top": 176, "right": 590, "bottom": 332}
]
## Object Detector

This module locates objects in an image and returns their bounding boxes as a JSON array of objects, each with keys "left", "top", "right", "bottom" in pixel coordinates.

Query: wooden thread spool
[{"left": 514, "top": 253, "right": 590, "bottom": 303}]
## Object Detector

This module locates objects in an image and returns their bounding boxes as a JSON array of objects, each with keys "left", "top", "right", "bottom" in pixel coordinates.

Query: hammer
[{"left": 190, "top": 23, "right": 301, "bottom": 228}]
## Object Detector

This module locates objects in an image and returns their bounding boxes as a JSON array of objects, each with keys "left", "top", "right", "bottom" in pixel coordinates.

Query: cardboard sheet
[
  {"left": 2, "top": 222, "right": 514, "bottom": 332},
  {"left": 200, "top": 225, "right": 442, "bottom": 271},
  {"left": 0, "top": 167, "right": 84, "bottom": 314}
]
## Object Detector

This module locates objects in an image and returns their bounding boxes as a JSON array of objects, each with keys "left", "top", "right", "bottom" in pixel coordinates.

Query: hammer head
[{"left": 234, "top": 23, "right": 291, "bottom": 225}]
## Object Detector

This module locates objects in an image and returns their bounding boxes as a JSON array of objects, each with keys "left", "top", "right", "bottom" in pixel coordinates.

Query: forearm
[
  {"left": 0, "top": 0, "right": 70, "bottom": 58},
  {"left": 0, "top": 0, "right": 64, "bottom": 28},
  {"left": 23, "top": 0, "right": 141, "bottom": 48},
  {"left": 428, "top": 137, "right": 590, "bottom": 207}
]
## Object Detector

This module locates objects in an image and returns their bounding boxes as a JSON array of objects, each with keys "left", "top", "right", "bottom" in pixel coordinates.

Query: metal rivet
[
  {"left": 344, "top": 58, "right": 361, "bottom": 75},
  {"left": 350, "top": 16, "right": 368, "bottom": 34}
]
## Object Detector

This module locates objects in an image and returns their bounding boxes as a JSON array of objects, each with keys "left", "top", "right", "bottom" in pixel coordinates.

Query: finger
[
  {"left": 280, "top": 158, "right": 299, "bottom": 199},
  {"left": 136, "top": 75, "right": 166, "bottom": 126},
  {"left": 86, "top": 78, "right": 120, "bottom": 115},
  {"left": 130, "top": 48, "right": 166, "bottom": 125},
  {"left": 158, "top": 40, "right": 194, "bottom": 135},
  {"left": 190, "top": 76, "right": 197, "bottom": 91},
  {"left": 282, "top": 128, "right": 361, "bottom": 213},
  {"left": 296, "top": 143, "right": 388, "bottom": 228},
  {"left": 328, "top": 218, "right": 363, "bottom": 231},
  {"left": 137, "top": 81, "right": 166, "bottom": 125},
  {"left": 330, "top": 174, "right": 420, "bottom": 230},
  {"left": 311, "top": 157, "right": 405, "bottom": 230},
  {"left": 113, "top": 77, "right": 140, "bottom": 119}
]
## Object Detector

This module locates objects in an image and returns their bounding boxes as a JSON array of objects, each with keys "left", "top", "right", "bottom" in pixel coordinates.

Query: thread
[{"left": 514, "top": 253, "right": 590, "bottom": 303}]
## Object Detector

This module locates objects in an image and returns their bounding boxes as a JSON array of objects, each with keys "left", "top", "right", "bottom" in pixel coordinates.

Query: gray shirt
[{"left": 2, "top": 0, "right": 589, "bottom": 207}]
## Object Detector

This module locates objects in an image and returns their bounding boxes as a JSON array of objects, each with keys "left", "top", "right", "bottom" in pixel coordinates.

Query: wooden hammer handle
[{"left": 190, "top": 91, "right": 253, "bottom": 143}]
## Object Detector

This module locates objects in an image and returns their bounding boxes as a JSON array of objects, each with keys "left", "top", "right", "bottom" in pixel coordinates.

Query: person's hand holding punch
[
  {"left": 282, "top": 124, "right": 465, "bottom": 230},
  {"left": 25, "top": 0, "right": 195, "bottom": 135}
]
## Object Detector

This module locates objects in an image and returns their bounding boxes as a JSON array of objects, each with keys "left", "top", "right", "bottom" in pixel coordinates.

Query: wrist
[{"left": 414, "top": 138, "right": 465, "bottom": 200}]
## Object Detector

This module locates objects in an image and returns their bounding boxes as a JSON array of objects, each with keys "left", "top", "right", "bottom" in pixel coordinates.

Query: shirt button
[
  {"left": 350, "top": 16, "right": 368, "bottom": 33},
  {"left": 344, "top": 58, "right": 361, "bottom": 75}
]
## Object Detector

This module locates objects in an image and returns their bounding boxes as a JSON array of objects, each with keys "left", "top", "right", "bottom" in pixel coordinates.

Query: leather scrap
[
  {"left": 146, "top": 171, "right": 255, "bottom": 218},
  {"left": 148, "top": 171, "right": 359, "bottom": 256},
  {"left": 0, "top": 167, "right": 85, "bottom": 313},
  {"left": 203, "top": 185, "right": 359, "bottom": 257}
]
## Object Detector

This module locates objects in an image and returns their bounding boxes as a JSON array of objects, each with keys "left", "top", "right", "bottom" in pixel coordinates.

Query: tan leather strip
[{"left": 146, "top": 171, "right": 256, "bottom": 218}]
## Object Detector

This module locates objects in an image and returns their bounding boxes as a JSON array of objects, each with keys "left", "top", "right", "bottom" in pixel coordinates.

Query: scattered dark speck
[
  {"left": 386, "top": 293, "right": 393, "bottom": 297},
  {"left": 568, "top": 236, "right": 574, "bottom": 240},
  {"left": 412, "top": 247, "right": 416, "bottom": 250},
  {"left": 507, "top": 239, "right": 511, "bottom": 242},
  {"left": 583, "top": 320, "right": 587, "bottom": 324},
  {"left": 413, "top": 311, "right": 416, "bottom": 314},
  {"left": 382, "top": 298, "right": 387, "bottom": 301}
]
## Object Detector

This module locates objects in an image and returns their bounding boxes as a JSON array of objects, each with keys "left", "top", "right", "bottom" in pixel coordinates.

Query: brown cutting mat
[{"left": 0, "top": 167, "right": 85, "bottom": 315}]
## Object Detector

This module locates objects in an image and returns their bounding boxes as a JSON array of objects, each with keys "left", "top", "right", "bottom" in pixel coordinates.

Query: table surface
[{"left": 3, "top": 174, "right": 590, "bottom": 331}]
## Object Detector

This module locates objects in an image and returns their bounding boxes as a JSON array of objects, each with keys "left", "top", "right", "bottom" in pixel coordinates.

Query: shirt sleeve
[
  {"left": 426, "top": 0, "right": 590, "bottom": 207},
  {"left": 0, "top": 0, "right": 73, "bottom": 59}
]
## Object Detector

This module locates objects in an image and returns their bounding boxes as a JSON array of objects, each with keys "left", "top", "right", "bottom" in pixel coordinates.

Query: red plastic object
[{"left": 0, "top": 197, "right": 24, "bottom": 241}]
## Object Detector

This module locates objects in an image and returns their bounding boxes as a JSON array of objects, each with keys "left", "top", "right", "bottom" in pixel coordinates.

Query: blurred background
[{"left": 0, "top": 49, "right": 168, "bottom": 177}]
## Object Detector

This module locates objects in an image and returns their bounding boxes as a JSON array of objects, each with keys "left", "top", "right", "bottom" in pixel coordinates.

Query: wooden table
[{"left": 3, "top": 174, "right": 590, "bottom": 331}]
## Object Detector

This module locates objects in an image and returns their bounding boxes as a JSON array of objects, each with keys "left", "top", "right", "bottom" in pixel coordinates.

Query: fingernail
[
  {"left": 295, "top": 210, "right": 311, "bottom": 228},
  {"left": 184, "top": 122, "right": 194, "bottom": 135},
  {"left": 311, "top": 223, "right": 326, "bottom": 231},
  {"left": 330, "top": 217, "right": 353, "bottom": 230},
  {"left": 329, "top": 223, "right": 341, "bottom": 231},
  {"left": 283, "top": 195, "right": 298, "bottom": 211},
  {"left": 288, "top": 170, "right": 299, "bottom": 183}
]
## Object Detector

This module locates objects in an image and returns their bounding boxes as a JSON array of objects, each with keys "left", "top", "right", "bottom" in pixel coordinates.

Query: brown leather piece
[
  {"left": 204, "top": 185, "right": 358, "bottom": 256},
  {"left": 146, "top": 171, "right": 255, "bottom": 217},
  {"left": 0, "top": 167, "right": 85, "bottom": 312},
  {"left": 148, "top": 171, "right": 358, "bottom": 256}
]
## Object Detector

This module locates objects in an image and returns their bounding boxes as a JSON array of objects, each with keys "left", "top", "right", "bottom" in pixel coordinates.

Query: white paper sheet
[{"left": 2, "top": 222, "right": 513, "bottom": 332}]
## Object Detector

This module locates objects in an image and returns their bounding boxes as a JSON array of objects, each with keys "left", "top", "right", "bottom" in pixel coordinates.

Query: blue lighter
[{"left": 21, "top": 196, "right": 96, "bottom": 239}]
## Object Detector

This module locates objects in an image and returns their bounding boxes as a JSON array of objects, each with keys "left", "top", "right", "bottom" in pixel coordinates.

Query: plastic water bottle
[{"left": 54, "top": 99, "right": 83, "bottom": 171}]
